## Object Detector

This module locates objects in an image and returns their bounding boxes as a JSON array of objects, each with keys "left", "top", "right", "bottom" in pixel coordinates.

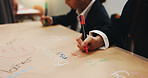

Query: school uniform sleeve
[{"left": 51, "top": 9, "right": 77, "bottom": 27}]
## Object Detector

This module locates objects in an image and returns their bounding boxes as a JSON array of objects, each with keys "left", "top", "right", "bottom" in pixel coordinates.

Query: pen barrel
[
  {"left": 44, "top": 8, "right": 48, "bottom": 26},
  {"left": 44, "top": 2, "right": 48, "bottom": 26},
  {"left": 45, "top": 19, "right": 47, "bottom": 26},
  {"left": 80, "top": 15, "right": 88, "bottom": 53},
  {"left": 82, "top": 24, "right": 87, "bottom": 41},
  {"left": 79, "top": 15, "right": 87, "bottom": 41},
  {"left": 45, "top": 8, "right": 48, "bottom": 16}
]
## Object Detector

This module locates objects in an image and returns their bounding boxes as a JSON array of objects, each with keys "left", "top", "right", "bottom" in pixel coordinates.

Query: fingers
[
  {"left": 40, "top": 16, "right": 51, "bottom": 26},
  {"left": 40, "top": 16, "right": 45, "bottom": 25},
  {"left": 76, "top": 34, "right": 83, "bottom": 45},
  {"left": 82, "top": 36, "right": 97, "bottom": 51},
  {"left": 46, "top": 16, "right": 52, "bottom": 25},
  {"left": 77, "top": 43, "right": 85, "bottom": 51},
  {"left": 76, "top": 34, "right": 86, "bottom": 51},
  {"left": 76, "top": 34, "right": 91, "bottom": 52},
  {"left": 76, "top": 34, "right": 105, "bottom": 52},
  {"left": 82, "top": 35, "right": 93, "bottom": 46}
]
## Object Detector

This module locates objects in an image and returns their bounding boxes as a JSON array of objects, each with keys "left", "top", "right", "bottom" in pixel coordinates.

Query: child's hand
[
  {"left": 40, "top": 16, "right": 52, "bottom": 26},
  {"left": 13, "top": 0, "right": 18, "bottom": 16},
  {"left": 76, "top": 34, "right": 104, "bottom": 51}
]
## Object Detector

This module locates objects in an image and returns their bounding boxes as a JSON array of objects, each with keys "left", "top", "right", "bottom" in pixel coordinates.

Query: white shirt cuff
[
  {"left": 89, "top": 30, "right": 109, "bottom": 49},
  {"left": 50, "top": 17, "right": 53, "bottom": 25}
]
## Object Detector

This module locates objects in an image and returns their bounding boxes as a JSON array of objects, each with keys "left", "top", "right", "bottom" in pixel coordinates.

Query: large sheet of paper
[{"left": 0, "top": 22, "right": 148, "bottom": 78}]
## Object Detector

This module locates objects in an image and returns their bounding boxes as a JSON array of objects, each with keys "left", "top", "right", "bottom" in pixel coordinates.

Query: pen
[
  {"left": 45, "top": 2, "right": 48, "bottom": 26},
  {"left": 79, "top": 15, "right": 88, "bottom": 54}
]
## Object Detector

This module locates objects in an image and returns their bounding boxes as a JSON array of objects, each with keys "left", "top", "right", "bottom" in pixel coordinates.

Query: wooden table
[{"left": 0, "top": 22, "right": 148, "bottom": 78}]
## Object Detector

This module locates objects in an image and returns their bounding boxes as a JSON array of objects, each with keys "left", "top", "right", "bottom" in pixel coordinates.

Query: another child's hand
[
  {"left": 76, "top": 34, "right": 104, "bottom": 51},
  {"left": 13, "top": 0, "right": 18, "bottom": 16},
  {"left": 40, "top": 16, "right": 52, "bottom": 26}
]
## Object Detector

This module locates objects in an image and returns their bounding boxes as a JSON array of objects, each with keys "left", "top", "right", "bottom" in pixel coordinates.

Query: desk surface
[
  {"left": 0, "top": 22, "right": 148, "bottom": 78},
  {"left": 17, "top": 9, "right": 40, "bottom": 16}
]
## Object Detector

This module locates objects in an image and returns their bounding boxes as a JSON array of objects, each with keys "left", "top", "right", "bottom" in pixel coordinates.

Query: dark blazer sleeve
[{"left": 51, "top": 9, "right": 77, "bottom": 27}]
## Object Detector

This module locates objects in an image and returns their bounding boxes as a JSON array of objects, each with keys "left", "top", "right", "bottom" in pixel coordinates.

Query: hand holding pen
[
  {"left": 79, "top": 15, "right": 89, "bottom": 53},
  {"left": 40, "top": 2, "right": 52, "bottom": 26},
  {"left": 76, "top": 15, "right": 104, "bottom": 52}
]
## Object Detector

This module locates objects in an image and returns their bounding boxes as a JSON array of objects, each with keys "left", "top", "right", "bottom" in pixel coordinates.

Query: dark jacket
[
  {"left": 112, "top": 0, "right": 148, "bottom": 58},
  {"left": 51, "top": 0, "right": 112, "bottom": 44}
]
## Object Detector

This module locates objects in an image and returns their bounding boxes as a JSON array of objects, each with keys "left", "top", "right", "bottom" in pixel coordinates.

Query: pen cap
[
  {"left": 45, "top": 2, "right": 48, "bottom": 16},
  {"left": 80, "top": 15, "right": 85, "bottom": 25},
  {"left": 45, "top": 2, "right": 48, "bottom": 9}
]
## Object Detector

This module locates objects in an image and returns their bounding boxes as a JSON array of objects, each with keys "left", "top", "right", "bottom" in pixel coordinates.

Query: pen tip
[
  {"left": 86, "top": 50, "right": 88, "bottom": 54},
  {"left": 85, "top": 46, "right": 88, "bottom": 54}
]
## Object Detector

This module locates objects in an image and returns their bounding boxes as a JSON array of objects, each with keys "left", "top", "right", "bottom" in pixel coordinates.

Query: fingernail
[{"left": 82, "top": 42, "right": 85, "bottom": 46}]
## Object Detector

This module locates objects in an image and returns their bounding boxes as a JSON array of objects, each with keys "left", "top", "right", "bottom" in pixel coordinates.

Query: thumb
[{"left": 82, "top": 35, "right": 93, "bottom": 46}]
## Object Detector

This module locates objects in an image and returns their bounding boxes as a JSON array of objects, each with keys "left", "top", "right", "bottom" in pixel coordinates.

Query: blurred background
[{"left": 16, "top": 0, "right": 127, "bottom": 22}]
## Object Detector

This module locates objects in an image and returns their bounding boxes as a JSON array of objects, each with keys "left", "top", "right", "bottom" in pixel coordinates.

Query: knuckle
[{"left": 76, "top": 38, "right": 79, "bottom": 41}]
